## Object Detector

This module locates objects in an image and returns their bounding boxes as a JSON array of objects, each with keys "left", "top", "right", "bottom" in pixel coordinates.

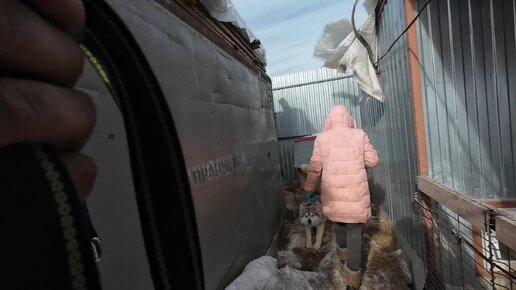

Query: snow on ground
[{"left": 225, "top": 256, "right": 321, "bottom": 290}]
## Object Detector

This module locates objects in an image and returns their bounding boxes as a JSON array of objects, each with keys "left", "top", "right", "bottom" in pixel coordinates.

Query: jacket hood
[{"left": 322, "top": 105, "right": 356, "bottom": 132}]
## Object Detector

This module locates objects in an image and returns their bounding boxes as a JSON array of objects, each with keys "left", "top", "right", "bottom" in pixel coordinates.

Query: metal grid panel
[{"left": 414, "top": 193, "right": 516, "bottom": 290}]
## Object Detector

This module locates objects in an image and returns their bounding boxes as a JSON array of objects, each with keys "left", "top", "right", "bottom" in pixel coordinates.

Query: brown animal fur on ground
[
  {"left": 279, "top": 186, "right": 412, "bottom": 289},
  {"left": 360, "top": 209, "right": 411, "bottom": 290}
]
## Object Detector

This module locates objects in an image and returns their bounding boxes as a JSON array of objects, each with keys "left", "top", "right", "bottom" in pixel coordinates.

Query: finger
[
  {"left": 0, "top": 78, "right": 96, "bottom": 150},
  {"left": 0, "top": 0, "right": 84, "bottom": 86},
  {"left": 22, "top": 0, "right": 85, "bottom": 42},
  {"left": 60, "top": 153, "right": 97, "bottom": 201}
]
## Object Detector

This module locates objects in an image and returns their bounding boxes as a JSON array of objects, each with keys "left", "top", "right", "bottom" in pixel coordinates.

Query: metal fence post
[{"left": 486, "top": 210, "right": 497, "bottom": 290}]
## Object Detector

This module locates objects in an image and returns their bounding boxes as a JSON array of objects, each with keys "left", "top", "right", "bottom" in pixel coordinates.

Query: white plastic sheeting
[
  {"left": 314, "top": 0, "right": 384, "bottom": 102},
  {"left": 313, "top": 19, "right": 354, "bottom": 61},
  {"left": 199, "top": 0, "right": 267, "bottom": 65},
  {"left": 199, "top": 0, "right": 256, "bottom": 41},
  {"left": 362, "top": 0, "right": 378, "bottom": 14}
]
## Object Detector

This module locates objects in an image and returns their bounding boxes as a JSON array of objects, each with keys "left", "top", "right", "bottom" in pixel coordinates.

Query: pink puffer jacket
[{"left": 304, "top": 105, "right": 379, "bottom": 223}]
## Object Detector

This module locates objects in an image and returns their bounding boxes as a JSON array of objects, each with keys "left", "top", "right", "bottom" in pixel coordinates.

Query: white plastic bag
[{"left": 313, "top": 0, "right": 384, "bottom": 102}]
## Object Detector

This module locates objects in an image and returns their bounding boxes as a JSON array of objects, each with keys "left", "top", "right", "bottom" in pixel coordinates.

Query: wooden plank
[
  {"left": 420, "top": 192, "right": 436, "bottom": 277},
  {"left": 405, "top": 0, "right": 428, "bottom": 176},
  {"left": 154, "top": 0, "right": 267, "bottom": 77},
  {"left": 495, "top": 215, "right": 516, "bottom": 253},
  {"left": 177, "top": 0, "right": 197, "bottom": 6},
  {"left": 417, "top": 176, "right": 489, "bottom": 229},
  {"left": 483, "top": 199, "right": 516, "bottom": 208},
  {"left": 404, "top": 0, "right": 434, "bottom": 279},
  {"left": 472, "top": 226, "right": 489, "bottom": 277}
]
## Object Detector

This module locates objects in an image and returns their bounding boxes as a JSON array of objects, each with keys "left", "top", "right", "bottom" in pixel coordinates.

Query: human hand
[{"left": 0, "top": 0, "right": 96, "bottom": 200}]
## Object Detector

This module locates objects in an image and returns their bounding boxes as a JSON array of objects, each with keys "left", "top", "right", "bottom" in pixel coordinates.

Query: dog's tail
[{"left": 300, "top": 164, "right": 310, "bottom": 174}]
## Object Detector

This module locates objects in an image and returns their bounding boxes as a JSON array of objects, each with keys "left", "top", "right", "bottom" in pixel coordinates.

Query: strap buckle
[{"left": 91, "top": 237, "right": 103, "bottom": 263}]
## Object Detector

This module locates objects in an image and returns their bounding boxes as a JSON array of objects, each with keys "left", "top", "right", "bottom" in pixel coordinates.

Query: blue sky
[{"left": 232, "top": 0, "right": 367, "bottom": 77}]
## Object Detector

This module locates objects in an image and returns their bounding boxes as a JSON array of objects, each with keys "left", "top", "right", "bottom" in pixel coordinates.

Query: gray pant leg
[
  {"left": 346, "top": 223, "right": 363, "bottom": 271},
  {"left": 335, "top": 222, "right": 347, "bottom": 248}
]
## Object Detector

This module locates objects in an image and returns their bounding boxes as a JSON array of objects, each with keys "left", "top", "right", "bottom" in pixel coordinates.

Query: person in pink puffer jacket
[{"left": 304, "top": 105, "right": 379, "bottom": 290}]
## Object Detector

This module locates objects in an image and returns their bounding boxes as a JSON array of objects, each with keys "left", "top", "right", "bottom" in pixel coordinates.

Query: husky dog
[{"left": 299, "top": 200, "right": 326, "bottom": 249}]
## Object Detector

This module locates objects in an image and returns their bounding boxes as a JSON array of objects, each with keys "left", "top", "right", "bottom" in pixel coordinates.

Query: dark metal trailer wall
[{"left": 77, "top": 1, "right": 285, "bottom": 289}]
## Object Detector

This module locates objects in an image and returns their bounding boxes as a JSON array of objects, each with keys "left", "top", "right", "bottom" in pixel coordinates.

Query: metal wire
[
  {"left": 414, "top": 192, "right": 516, "bottom": 289},
  {"left": 351, "top": 0, "right": 379, "bottom": 74},
  {"left": 375, "top": 0, "right": 434, "bottom": 66}
]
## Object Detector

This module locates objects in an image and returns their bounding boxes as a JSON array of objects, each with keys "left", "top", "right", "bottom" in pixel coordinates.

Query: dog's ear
[
  {"left": 300, "top": 164, "right": 310, "bottom": 174},
  {"left": 315, "top": 205, "right": 323, "bottom": 216},
  {"left": 299, "top": 203, "right": 308, "bottom": 217}
]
